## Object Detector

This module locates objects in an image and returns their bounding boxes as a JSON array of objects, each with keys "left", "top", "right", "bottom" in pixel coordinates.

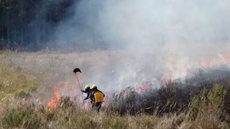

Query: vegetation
[
  {"left": 1, "top": 86, "right": 229, "bottom": 129},
  {"left": 1, "top": 51, "right": 230, "bottom": 129},
  {"left": 107, "top": 80, "right": 230, "bottom": 116},
  {"left": 0, "top": 52, "right": 37, "bottom": 103},
  {"left": 2, "top": 106, "right": 46, "bottom": 129}
]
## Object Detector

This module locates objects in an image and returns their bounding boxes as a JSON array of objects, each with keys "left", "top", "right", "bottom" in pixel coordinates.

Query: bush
[
  {"left": 1, "top": 106, "right": 46, "bottom": 129},
  {"left": 107, "top": 85, "right": 196, "bottom": 115},
  {"left": 189, "top": 84, "right": 227, "bottom": 120},
  {"left": 207, "top": 84, "right": 227, "bottom": 112},
  {"left": 108, "top": 87, "right": 140, "bottom": 115}
]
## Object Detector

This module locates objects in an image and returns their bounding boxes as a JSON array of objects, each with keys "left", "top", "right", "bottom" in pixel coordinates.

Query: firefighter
[
  {"left": 81, "top": 85, "right": 92, "bottom": 100},
  {"left": 90, "top": 84, "right": 105, "bottom": 112}
]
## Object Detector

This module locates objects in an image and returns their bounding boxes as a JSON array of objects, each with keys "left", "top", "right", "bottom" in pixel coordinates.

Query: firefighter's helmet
[
  {"left": 91, "top": 84, "right": 97, "bottom": 90},
  {"left": 84, "top": 85, "right": 90, "bottom": 91}
]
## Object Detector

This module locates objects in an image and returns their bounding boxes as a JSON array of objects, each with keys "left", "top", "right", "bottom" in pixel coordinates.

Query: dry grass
[
  {"left": 0, "top": 51, "right": 38, "bottom": 113},
  {"left": 1, "top": 50, "right": 230, "bottom": 129},
  {"left": 1, "top": 103, "right": 228, "bottom": 129}
]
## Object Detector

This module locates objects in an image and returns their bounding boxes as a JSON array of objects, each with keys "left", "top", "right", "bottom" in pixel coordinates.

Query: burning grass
[
  {"left": 107, "top": 67, "right": 230, "bottom": 114},
  {"left": 1, "top": 51, "right": 230, "bottom": 129},
  {"left": 0, "top": 86, "right": 230, "bottom": 129},
  {"left": 1, "top": 92, "right": 229, "bottom": 129},
  {"left": 1, "top": 77, "right": 230, "bottom": 129}
]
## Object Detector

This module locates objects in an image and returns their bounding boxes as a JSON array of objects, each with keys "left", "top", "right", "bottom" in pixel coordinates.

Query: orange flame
[
  {"left": 201, "top": 55, "right": 230, "bottom": 69},
  {"left": 47, "top": 87, "right": 61, "bottom": 110},
  {"left": 160, "top": 54, "right": 230, "bottom": 84}
]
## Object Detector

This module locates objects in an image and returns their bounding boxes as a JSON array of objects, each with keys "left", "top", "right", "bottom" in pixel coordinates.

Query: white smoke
[{"left": 53, "top": 0, "right": 230, "bottom": 90}]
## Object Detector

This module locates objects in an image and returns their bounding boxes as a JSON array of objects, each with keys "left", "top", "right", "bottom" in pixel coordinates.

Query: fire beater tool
[
  {"left": 73, "top": 68, "right": 87, "bottom": 110},
  {"left": 73, "top": 68, "right": 82, "bottom": 90}
]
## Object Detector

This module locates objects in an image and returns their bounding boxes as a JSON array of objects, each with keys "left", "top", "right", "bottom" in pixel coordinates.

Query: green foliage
[
  {"left": 189, "top": 84, "right": 227, "bottom": 120},
  {"left": 188, "top": 88, "right": 208, "bottom": 120},
  {"left": 207, "top": 84, "right": 227, "bottom": 111},
  {"left": 2, "top": 106, "right": 46, "bottom": 129}
]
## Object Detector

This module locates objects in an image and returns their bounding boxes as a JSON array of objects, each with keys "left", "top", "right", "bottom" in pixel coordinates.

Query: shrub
[
  {"left": 188, "top": 84, "right": 227, "bottom": 120},
  {"left": 107, "top": 85, "right": 196, "bottom": 115},
  {"left": 1, "top": 106, "right": 46, "bottom": 129},
  {"left": 107, "top": 87, "right": 140, "bottom": 115},
  {"left": 207, "top": 84, "right": 227, "bottom": 112}
]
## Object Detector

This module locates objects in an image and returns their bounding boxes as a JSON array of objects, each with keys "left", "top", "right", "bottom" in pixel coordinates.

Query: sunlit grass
[{"left": 0, "top": 51, "right": 38, "bottom": 111}]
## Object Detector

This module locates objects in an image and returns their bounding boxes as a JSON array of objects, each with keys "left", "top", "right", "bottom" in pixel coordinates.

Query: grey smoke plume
[
  {"left": 52, "top": 0, "right": 230, "bottom": 89},
  {"left": 55, "top": 0, "right": 230, "bottom": 47}
]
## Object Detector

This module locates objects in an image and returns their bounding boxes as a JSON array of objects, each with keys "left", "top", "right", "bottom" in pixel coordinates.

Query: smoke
[
  {"left": 48, "top": 0, "right": 230, "bottom": 90},
  {"left": 54, "top": 0, "right": 230, "bottom": 47},
  {"left": 9, "top": 0, "right": 227, "bottom": 92}
]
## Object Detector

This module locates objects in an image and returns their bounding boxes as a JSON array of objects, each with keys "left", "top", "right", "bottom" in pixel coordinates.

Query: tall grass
[
  {"left": 1, "top": 51, "right": 230, "bottom": 129},
  {"left": 1, "top": 85, "right": 229, "bottom": 129},
  {"left": 0, "top": 51, "right": 38, "bottom": 113}
]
